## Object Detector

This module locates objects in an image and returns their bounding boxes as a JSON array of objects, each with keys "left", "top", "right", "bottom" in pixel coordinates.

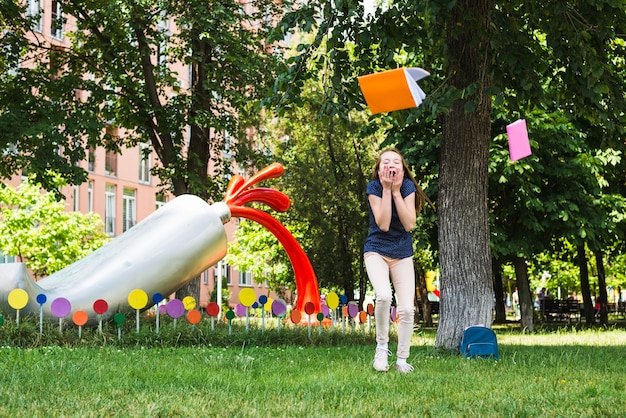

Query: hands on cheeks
[{"left": 379, "top": 165, "right": 403, "bottom": 192}]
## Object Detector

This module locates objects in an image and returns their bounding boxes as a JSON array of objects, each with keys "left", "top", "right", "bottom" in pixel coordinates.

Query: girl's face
[{"left": 379, "top": 151, "right": 404, "bottom": 178}]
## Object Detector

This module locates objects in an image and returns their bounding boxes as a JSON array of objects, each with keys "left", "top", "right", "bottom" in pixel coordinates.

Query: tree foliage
[
  {"left": 0, "top": 173, "right": 110, "bottom": 278},
  {"left": 0, "top": 0, "right": 284, "bottom": 198},
  {"left": 270, "top": 0, "right": 626, "bottom": 347}
]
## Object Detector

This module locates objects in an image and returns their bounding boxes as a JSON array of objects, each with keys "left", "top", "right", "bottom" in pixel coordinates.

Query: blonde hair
[{"left": 371, "top": 147, "right": 433, "bottom": 214}]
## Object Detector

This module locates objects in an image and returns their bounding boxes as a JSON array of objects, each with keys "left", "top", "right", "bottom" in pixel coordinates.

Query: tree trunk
[
  {"left": 414, "top": 260, "right": 433, "bottom": 326},
  {"left": 513, "top": 256, "right": 534, "bottom": 332},
  {"left": 577, "top": 245, "right": 595, "bottom": 325},
  {"left": 176, "top": 274, "right": 201, "bottom": 306},
  {"left": 594, "top": 250, "right": 609, "bottom": 326},
  {"left": 435, "top": 0, "right": 495, "bottom": 351},
  {"left": 493, "top": 258, "right": 506, "bottom": 323}
]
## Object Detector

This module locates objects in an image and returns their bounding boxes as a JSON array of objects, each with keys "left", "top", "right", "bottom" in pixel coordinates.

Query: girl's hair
[{"left": 371, "top": 147, "right": 433, "bottom": 214}]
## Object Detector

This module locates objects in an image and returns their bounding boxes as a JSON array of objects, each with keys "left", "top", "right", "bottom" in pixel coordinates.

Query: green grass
[{"left": 0, "top": 317, "right": 625, "bottom": 417}]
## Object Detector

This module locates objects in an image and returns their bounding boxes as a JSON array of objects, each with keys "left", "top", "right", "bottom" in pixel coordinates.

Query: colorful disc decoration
[
  {"left": 182, "top": 296, "right": 196, "bottom": 310},
  {"left": 367, "top": 303, "right": 374, "bottom": 316},
  {"left": 304, "top": 301, "right": 315, "bottom": 315},
  {"left": 238, "top": 288, "right": 256, "bottom": 307},
  {"left": 271, "top": 299, "right": 287, "bottom": 317},
  {"left": 290, "top": 309, "right": 301, "bottom": 324},
  {"left": 258, "top": 295, "right": 268, "bottom": 306},
  {"left": 321, "top": 303, "right": 330, "bottom": 317},
  {"left": 326, "top": 292, "right": 339, "bottom": 310},
  {"left": 359, "top": 311, "right": 367, "bottom": 323},
  {"left": 166, "top": 299, "right": 185, "bottom": 319},
  {"left": 50, "top": 297, "right": 71, "bottom": 318},
  {"left": 347, "top": 302, "right": 359, "bottom": 318},
  {"left": 206, "top": 302, "right": 220, "bottom": 317},
  {"left": 152, "top": 292, "right": 164, "bottom": 304},
  {"left": 8, "top": 289, "right": 29, "bottom": 310},
  {"left": 93, "top": 299, "right": 108, "bottom": 315},
  {"left": 264, "top": 297, "right": 274, "bottom": 312},
  {"left": 72, "top": 310, "right": 89, "bottom": 326},
  {"left": 114, "top": 313, "right": 125, "bottom": 325},
  {"left": 225, "top": 310, "right": 235, "bottom": 321},
  {"left": 36, "top": 294, "right": 47, "bottom": 305},
  {"left": 234, "top": 303, "right": 246, "bottom": 317},
  {"left": 186, "top": 310, "right": 202, "bottom": 325},
  {"left": 128, "top": 289, "right": 148, "bottom": 310}
]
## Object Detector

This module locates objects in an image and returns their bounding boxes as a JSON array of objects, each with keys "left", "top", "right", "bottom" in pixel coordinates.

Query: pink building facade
[{"left": 1, "top": 0, "right": 293, "bottom": 311}]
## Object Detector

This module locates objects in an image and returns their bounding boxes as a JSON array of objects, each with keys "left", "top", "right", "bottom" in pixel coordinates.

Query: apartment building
[{"left": 1, "top": 0, "right": 292, "bottom": 311}]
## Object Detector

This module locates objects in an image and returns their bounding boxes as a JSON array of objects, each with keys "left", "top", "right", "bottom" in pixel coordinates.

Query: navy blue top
[{"left": 363, "top": 178, "right": 416, "bottom": 259}]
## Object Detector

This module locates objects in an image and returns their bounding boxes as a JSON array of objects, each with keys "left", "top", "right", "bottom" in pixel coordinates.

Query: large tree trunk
[
  {"left": 577, "top": 245, "right": 595, "bottom": 324},
  {"left": 513, "top": 256, "right": 534, "bottom": 332},
  {"left": 435, "top": 0, "right": 495, "bottom": 351}
]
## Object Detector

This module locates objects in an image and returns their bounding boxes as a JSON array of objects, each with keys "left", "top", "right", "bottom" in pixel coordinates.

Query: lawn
[{"left": 1, "top": 319, "right": 625, "bottom": 417}]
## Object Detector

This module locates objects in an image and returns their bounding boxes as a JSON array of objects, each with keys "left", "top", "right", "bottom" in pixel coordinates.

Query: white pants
[{"left": 364, "top": 252, "right": 415, "bottom": 359}]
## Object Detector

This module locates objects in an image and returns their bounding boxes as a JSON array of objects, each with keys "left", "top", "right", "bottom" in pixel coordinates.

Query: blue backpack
[{"left": 459, "top": 325, "right": 499, "bottom": 359}]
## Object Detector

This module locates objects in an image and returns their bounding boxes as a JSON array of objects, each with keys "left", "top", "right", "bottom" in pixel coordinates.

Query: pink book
[{"left": 506, "top": 119, "right": 532, "bottom": 161}]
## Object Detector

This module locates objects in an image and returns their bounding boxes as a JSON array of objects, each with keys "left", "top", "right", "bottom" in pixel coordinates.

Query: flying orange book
[{"left": 358, "top": 67, "right": 430, "bottom": 114}]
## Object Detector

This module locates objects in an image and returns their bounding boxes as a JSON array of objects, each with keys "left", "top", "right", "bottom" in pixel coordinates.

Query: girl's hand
[{"left": 379, "top": 166, "right": 402, "bottom": 192}]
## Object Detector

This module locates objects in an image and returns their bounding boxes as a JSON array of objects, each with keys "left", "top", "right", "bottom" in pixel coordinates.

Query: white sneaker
[
  {"left": 373, "top": 348, "right": 391, "bottom": 372},
  {"left": 395, "top": 361, "right": 415, "bottom": 373}
]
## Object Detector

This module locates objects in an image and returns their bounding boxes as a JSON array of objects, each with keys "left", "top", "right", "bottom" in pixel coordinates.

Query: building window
[
  {"left": 26, "top": 0, "right": 43, "bottom": 32},
  {"left": 73, "top": 185, "right": 79, "bottom": 211},
  {"left": 105, "top": 184, "right": 116, "bottom": 236},
  {"left": 87, "top": 181, "right": 94, "bottom": 212},
  {"left": 87, "top": 147, "right": 95, "bottom": 172},
  {"left": 221, "top": 263, "right": 231, "bottom": 285},
  {"left": 155, "top": 192, "right": 166, "bottom": 210},
  {"left": 238, "top": 271, "right": 253, "bottom": 287},
  {"left": 105, "top": 150, "right": 117, "bottom": 176},
  {"left": 138, "top": 143, "right": 151, "bottom": 183},
  {"left": 122, "top": 188, "right": 136, "bottom": 232},
  {"left": 203, "top": 270, "right": 209, "bottom": 285},
  {"left": 157, "top": 13, "right": 170, "bottom": 65},
  {"left": 50, "top": 1, "right": 63, "bottom": 40},
  {"left": 0, "top": 250, "right": 15, "bottom": 263}
]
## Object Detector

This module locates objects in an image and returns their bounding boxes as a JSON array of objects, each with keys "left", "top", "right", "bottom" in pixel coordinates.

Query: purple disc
[
  {"left": 166, "top": 299, "right": 185, "bottom": 319},
  {"left": 234, "top": 303, "right": 247, "bottom": 317},
  {"left": 271, "top": 299, "right": 287, "bottom": 317},
  {"left": 390, "top": 306, "right": 397, "bottom": 322},
  {"left": 158, "top": 304, "right": 167, "bottom": 315},
  {"left": 321, "top": 303, "right": 330, "bottom": 317},
  {"left": 347, "top": 302, "right": 359, "bottom": 318},
  {"left": 51, "top": 297, "right": 71, "bottom": 318}
]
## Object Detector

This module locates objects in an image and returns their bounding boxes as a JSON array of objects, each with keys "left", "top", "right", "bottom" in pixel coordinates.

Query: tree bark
[
  {"left": 435, "top": 0, "right": 495, "bottom": 351},
  {"left": 414, "top": 260, "right": 433, "bottom": 326},
  {"left": 493, "top": 258, "right": 506, "bottom": 323},
  {"left": 513, "top": 256, "right": 534, "bottom": 332},
  {"left": 577, "top": 245, "right": 595, "bottom": 324},
  {"left": 594, "top": 250, "right": 608, "bottom": 326}
]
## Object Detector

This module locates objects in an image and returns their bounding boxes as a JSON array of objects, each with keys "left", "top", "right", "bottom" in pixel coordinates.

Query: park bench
[{"left": 540, "top": 299, "right": 580, "bottom": 323}]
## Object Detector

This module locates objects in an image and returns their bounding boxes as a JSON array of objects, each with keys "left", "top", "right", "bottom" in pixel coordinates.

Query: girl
[{"left": 364, "top": 147, "right": 429, "bottom": 373}]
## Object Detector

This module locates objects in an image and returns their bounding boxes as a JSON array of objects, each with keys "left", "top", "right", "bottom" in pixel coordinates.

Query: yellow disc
[
  {"left": 8, "top": 289, "right": 29, "bottom": 310},
  {"left": 238, "top": 288, "right": 256, "bottom": 307},
  {"left": 128, "top": 289, "right": 148, "bottom": 310},
  {"left": 326, "top": 292, "right": 339, "bottom": 310},
  {"left": 182, "top": 296, "right": 196, "bottom": 310},
  {"left": 264, "top": 297, "right": 274, "bottom": 312}
]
